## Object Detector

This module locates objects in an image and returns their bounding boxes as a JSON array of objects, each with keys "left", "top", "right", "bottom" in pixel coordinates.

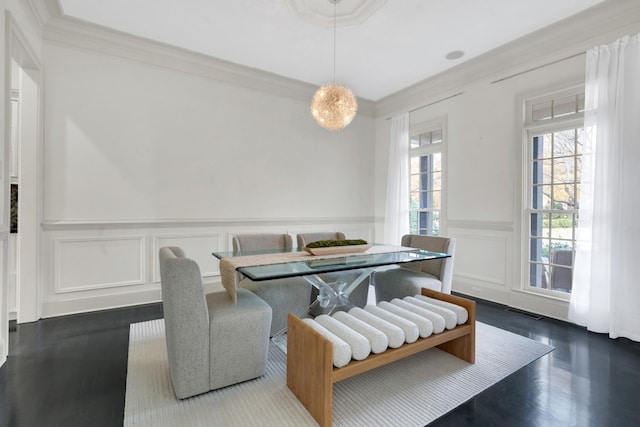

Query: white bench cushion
[
  {"left": 414, "top": 295, "right": 469, "bottom": 324},
  {"left": 391, "top": 298, "right": 446, "bottom": 333},
  {"left": 302, "top": 318, "right": 351, "bottom": 368},
  {"left": 378, "top": 301, "right": 434, "bottom": 338},
  {"left": 315, "top": 314, "right": 371, "bottom": 360},
  {"left": 363, "top": 305, "right": 419, "bottom": 343},
  {"left": 348, "top": 307, "right": 405, "bottom": 348},
  {"left": 332, "top": 311, "right": 389, "bottom": 354},
  {"left": 404, "top": 296, "right": 457, "bottom": 329}
]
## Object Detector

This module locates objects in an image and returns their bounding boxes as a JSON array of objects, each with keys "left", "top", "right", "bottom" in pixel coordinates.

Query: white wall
[
  {"left": 44, "top": 44, "right": 375, "bottom": 221},
  {"left": 40, "top": 34, "right": 376, "bottom": 317},
  {"left": 374, "top": 0, "right": 640, "bottom": 321}
]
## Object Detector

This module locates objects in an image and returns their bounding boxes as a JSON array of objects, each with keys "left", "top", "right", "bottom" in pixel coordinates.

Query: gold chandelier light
[{"left": 310, "top": 0, "right": 358, "bottom": 131}]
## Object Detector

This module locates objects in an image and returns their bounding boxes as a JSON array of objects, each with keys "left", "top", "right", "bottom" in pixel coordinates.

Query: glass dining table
[{"left": 212, "top": 245, "right": 450, "bottom": 350}]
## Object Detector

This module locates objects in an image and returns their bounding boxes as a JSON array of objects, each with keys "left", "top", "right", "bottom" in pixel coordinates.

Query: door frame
[{"left": 1, "top": 11, "right": 44, "bottom": 365}]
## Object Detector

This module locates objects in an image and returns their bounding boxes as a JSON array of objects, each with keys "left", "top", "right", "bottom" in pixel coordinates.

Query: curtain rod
[
  {"left": 385, "top": 92, "right": 464, "bottom": 120},
  {"left": 384, "top": 51, "right": 585, "bottom": 120},
  {"left": 491, "top": 51, "right": 585, "bottom": 84}
]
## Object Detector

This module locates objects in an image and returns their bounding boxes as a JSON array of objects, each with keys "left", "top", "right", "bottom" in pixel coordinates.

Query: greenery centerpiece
[
  {"left": 305, "top": 239, "right": 368, "bottom": 248},
  {"left": 304, "top": 239, "right": 371, "bottom": 256}
]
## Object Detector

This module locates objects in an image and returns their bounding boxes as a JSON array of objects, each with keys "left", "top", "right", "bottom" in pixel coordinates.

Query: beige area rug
[{"left": 124, "top": 319, "right": 553, "bottom": 427}]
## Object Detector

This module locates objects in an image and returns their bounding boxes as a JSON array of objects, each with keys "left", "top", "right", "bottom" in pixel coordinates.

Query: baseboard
[
  {"left": 0, "top": 338, "right": 6, "bottom": 367},
  {"left": 454, "top": 277, "right": 570, "bottom": 322},
  {"left": 40, "top": 288, "right": 162, "bottom": 319},
  {"left": 453, "top": 277, "right": 510, "bottom": 306}
]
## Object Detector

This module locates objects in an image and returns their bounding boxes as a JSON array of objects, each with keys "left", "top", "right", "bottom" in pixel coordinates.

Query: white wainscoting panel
[
  {"left": 54, "top": 236, "right": 145, "bottom": 293},
  {"left": 449, "top": 232, "right": 508, "bottom": 286},
  {"left": 39, "top": 219, "right": 376, "bottom": 319},
  {"left": 153, "top": 233, "right": 224, "bottom": 282}
]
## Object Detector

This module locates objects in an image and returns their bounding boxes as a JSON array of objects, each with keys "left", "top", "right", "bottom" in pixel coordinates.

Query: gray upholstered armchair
[
  {"left": 232, "top": 233, "right": 312, "bottom": 336},
  {"left": 296, "top": 231, "right": 370, "bottom": 314},
  {"left": 159, "top": 247, "right": 272, "bottom": 399},
  {"left": 373, "top": 234, "right": 456, "bottom": 303}
]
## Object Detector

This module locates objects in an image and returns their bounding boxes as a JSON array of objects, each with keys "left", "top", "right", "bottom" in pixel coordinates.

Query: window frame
[
  {"left": 521, "top": 87, "right": 584, "bottom": 300},
  {"left": 408, "top": 118, "right": 447, "bottom": 237}
]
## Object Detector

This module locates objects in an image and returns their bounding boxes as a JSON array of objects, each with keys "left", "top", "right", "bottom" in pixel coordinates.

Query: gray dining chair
[
  {"left": 296, "top": 231, "right": 370, "bottom": 315},
  {"left": 373, "top": 234, "right": 456, "bottom": 303},
  {"left": 233, "top": 233, "right": 312, "bottom": 336},
  {"left": 159, "top": 246, "right": 271, "bottom": 399}
]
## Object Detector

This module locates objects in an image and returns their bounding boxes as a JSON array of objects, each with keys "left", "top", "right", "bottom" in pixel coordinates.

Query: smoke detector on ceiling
[{"left": 445, "top": 50, "right": 465, "bottom": 60}]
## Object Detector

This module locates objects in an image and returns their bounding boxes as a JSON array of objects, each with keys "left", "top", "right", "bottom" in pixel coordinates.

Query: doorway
[{"left": 1, "top": 13, "right": 43, "bottom": 365}]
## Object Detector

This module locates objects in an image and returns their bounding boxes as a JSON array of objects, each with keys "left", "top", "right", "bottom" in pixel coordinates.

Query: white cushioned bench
[{"left": 287, "top": 288, "right": 476, "bottom": 427}]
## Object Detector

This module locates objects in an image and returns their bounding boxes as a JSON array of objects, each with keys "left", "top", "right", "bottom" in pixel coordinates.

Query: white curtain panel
[
  {"left": 569, "top": 34, "right": 640, "bottom": 341},
  {"left": 383, "top": 113, "right": 410, "bottom": 245}
]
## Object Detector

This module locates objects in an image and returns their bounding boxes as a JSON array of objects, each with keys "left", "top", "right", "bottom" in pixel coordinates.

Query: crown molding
[
  {"left": 41, "top": 216, "right": 377, "bottom": 231},
  {"left": 375, "top": 0, "right": 640, "bottom": 119},
  {"left": 42, "top": 14, "right": 375, "bottom": 116},
  {"left": 25, "top": 0, "right": 63, "bottom": 28},
  {"left": 25, "top": 0, "right": 49, "bottom": 28}
]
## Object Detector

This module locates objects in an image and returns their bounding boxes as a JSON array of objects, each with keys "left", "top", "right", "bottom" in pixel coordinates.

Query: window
[
  {"left": 524, "top": 88, "right": 584, "bottom": 296},
  {"left": 409, "top": 122, "right": 445, "bottom": 236}
]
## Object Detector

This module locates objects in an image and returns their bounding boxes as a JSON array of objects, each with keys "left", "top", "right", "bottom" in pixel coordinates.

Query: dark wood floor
[{"left": 1, "top": 294, "right": 639, "bottom": 427}]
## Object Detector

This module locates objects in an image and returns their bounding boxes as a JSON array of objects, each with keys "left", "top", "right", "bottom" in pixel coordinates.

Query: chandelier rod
[{"left": 332, "top": 0, "right": 336, "bottom": 83}]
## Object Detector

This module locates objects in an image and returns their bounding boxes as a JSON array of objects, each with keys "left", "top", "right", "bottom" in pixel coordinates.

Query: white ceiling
[{"left": 57, "top": 0, "right": 606, "bottom": 101}]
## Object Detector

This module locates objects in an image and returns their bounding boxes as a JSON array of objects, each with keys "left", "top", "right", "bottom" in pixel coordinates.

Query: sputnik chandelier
[{"left": 310, "top": 0, "right": 358, "bottom": 131}]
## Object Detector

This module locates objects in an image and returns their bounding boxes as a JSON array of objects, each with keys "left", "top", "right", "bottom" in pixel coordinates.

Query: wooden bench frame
[{"left": 286, "top": 288, "right": 476, "bottom": 427}]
